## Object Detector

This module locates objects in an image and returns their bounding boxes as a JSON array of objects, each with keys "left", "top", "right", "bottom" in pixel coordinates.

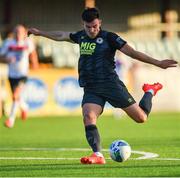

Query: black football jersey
[{"left": 70, "top": 30, "right": 126, "bottom": 87}]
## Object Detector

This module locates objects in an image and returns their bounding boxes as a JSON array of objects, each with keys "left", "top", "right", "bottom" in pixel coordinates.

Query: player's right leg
[
  {"left": 4, "top": 78, "right": 24, "bottom": 128},
  {"left": 80, "top": 92, "right": 106, "bottom": 164},
  {"left": 4, "top": 88, "right": 20, "bottom": 128}
]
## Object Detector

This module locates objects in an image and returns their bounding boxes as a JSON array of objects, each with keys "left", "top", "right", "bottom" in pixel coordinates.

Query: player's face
[
  {"left": 83, "top": 19, "right": 101, "bottom": 38},
  {"left": 14, "top": 25, "right": 27, "bottom": 41}
]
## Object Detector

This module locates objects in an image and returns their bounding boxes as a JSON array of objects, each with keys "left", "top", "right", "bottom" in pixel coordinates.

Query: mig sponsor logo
[{"left": 80, "top": 42, "right": 96, "bottom": 55}]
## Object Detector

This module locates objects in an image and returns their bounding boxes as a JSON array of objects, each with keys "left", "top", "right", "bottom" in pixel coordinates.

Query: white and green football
[{"left": 109, "top": 140, "right": 131, "bottom": 162}]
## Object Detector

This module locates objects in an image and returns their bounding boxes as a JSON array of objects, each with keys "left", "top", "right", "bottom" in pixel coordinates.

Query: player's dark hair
[{"left": 81, "top": 7, "right": 100, "bottom": 22}]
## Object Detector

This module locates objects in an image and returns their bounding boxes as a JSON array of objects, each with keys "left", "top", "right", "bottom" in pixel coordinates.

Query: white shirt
[{"left": 0, "top": 38, "right": 35, "bottom": 78}]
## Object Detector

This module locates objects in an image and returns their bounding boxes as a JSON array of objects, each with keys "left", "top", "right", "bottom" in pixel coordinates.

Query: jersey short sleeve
[
  {"left": 69, "top": 31, "right": 83, "bottom": 44},
  {"left": 107, "top": 32, "right": 127, "bottom": 50}
]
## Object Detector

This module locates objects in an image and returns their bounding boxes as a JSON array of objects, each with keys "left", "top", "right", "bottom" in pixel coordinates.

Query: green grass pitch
[{"left": 0, "top": 112, "right": 180, "bottom": 177}]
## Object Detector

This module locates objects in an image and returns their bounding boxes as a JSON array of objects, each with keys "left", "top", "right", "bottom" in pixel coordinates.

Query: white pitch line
[
  {"left": 0, "top": 147, "right": 159, "bottom": 160},
  {"left": 0, "top": 148, "right": 179, "bottom": 161},
  {"left": 0, "top": 147, "right": 158, "bottom": 160},
  {"left": 153, "top": 158, "right": 180, "bottom": 161},
  {"left": 2, "top": 147, "right": 180, "bottom": 161},
  {"left": 132, "top": 150, "right": 159, "bottom": 159}
]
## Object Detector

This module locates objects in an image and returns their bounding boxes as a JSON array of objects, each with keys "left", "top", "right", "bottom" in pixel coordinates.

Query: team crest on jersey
[
  {"left": 96, "top": 37, "right": 103, "bottom": 44},
  {"left": 116, "top": 37, "right": 124, "bottom": 45}
]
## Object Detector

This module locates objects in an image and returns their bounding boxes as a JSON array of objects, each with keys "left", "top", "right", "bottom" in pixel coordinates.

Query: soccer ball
[{"left": 109, "top": 140, "right": 131, "bottom": 162}]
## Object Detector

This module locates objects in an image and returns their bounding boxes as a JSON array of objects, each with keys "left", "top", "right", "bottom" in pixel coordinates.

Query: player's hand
[
  {"left": 31, "top": 63, "right": 39, "bottom": 70},
  {"left": 28, "top": 28, "right": 40, "bottom": 36},
  {"left": 157, "top": 59, "right": 178, "bottom": 69},
  {"left": 6, "top": 56, "right": 16, "bottom": 63}
]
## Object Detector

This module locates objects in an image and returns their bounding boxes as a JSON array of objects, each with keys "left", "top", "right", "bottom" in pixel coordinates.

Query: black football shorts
[
  {"left": 82, "top": 81, "right": 136, "bottom": 109},
  {"left": 9, "top": 76, "right": 27, "bottom": 92}
]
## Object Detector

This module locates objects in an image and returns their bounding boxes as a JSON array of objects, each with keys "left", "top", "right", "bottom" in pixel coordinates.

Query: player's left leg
[
  {"left": 19, "top": 93, "right": 28, "bottom": 121},
  {"left": 123, "top": 103, "right": 148, "bottom": 123},
  {"left": 5, "top": 85, "right": 22, "bottom": 128},
  {"left": 123, "top": 82, "right": 163, "bottom": 123},
  {"left": 5, "top": 78, "right": 27, "bottom": 128},
  {"left": 17, "top": 78, "right": 28, "bottom": 120}
]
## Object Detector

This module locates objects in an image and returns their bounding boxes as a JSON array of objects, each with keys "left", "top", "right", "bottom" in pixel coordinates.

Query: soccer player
[
  {"left": 0, "top": 24, "right": 39, "bottom": 128},
  {"left": 28, "top": 8, "right": 178, "bottom": 164}
]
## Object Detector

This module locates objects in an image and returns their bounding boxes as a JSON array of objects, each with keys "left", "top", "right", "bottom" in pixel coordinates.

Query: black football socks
[
  {"left": 85, "top": 124, "right": 101, "bottom": 152},
  {"left": 139, "top": 92, "right": 153, "bottom": 115}
]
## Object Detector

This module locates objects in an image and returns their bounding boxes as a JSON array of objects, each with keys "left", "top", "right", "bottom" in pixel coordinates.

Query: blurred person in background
[
  {"left": 0, "top": 24, "right": 39, "bottom": 128},
  {"left": 0, "top": 27, "right": 14, "bottom": 118},
  {"left": 28, "top": 8, "right": 177, "bottom": 164}
]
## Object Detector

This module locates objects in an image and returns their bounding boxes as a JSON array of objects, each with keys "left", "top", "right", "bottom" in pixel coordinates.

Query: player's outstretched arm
[
  {"left": 28, "top": 28, "right": 73, "bottom": 42},
  {"left": 120, "top": 43, "right": 178, "bottom": 69},
  {"left": 29, "top": 50, "right": 39, "bottom": 69}
]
